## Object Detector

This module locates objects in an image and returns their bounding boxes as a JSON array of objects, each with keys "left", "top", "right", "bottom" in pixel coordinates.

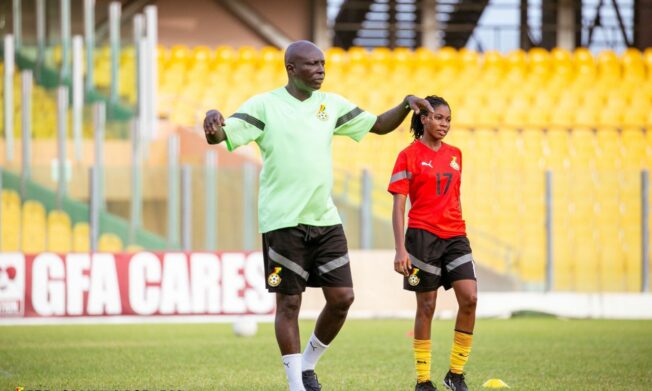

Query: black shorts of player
[
  {"left": 262, "top": 224, "right": 353, "bottom": 295},
  {"left": 404, "top": 228, "right": 477, "bottom": 292}
]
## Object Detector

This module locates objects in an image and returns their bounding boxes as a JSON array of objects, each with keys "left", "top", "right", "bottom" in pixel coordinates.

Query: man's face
[{"left": 287, "top": 47, "right": 326, "bottom": 92}]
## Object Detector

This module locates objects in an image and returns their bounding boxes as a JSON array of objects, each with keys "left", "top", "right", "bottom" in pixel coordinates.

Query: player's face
[
  {"left": 421, "top": 105, "right": 451, "bottom": 140},
  {"left": 289, "top": 48, "right": 326, "bottom": 92}
]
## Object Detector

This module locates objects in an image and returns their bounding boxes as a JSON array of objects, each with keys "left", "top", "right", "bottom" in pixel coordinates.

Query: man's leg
[
  {"left": 300, "top": 286, "right": 354, "bottom": 387},
  {"left": 276, "top": 292, "right": 305, "bottom": 391},
  {"left": 314, "top": 286, "right": 354, "bottom": 344}
]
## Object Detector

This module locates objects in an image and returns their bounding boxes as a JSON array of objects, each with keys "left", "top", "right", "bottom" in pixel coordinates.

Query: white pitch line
[{"left": 0, "top": 368, "right": 12, "bottom": 378}]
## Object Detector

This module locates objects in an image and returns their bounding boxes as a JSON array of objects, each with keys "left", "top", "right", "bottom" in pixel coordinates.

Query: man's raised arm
[{"left": 370, "top": 95, "right": 434, "bottom": 135}]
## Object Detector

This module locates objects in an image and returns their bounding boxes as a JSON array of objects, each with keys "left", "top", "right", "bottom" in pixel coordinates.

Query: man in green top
[{"left": 204, "top": 40, "right": 433, "bottom": 391}]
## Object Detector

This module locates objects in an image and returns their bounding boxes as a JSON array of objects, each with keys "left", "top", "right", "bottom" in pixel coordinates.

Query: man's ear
[{"left": 286, "top": 63, "right": 295, "bottom": 74}]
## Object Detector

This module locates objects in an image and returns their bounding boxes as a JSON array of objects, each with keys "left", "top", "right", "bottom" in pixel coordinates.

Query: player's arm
[
  {"left": 203, "top": 109, "right": 227, "bottom": 145},
  {"left": 392, "top": 193, "right": 411, "bottom": 276},
  {"left": 370, "top": 95, "right": 434, "bottom": 135}
]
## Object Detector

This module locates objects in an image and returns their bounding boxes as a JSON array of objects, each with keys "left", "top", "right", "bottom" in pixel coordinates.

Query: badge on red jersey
[{"left": 450, "top": 156, "right": 460, "bottom": 171}]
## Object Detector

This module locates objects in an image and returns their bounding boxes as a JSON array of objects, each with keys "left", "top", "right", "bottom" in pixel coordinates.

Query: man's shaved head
[
  {"left": 284, "top": 40, "right": 323, "bottom": 65},
  {"left": 283, "top": 40, "right": 326, "bottom": 98}
]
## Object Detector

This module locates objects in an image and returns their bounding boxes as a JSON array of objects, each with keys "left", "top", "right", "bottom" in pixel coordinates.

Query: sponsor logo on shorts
[
  {"left": 408, "top": 268, "right": 421, "bottom": 286},
  {"left": 267, "top": 267, "right": 283, "bottom": 287}
]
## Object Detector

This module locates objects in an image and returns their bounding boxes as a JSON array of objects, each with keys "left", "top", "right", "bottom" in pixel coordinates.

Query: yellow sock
[
  {"left": 449, "top": 330, "right": 473, "bottom": 374},
  {"left": 413, "top": 339, "right": 431, "bottom": 383}
]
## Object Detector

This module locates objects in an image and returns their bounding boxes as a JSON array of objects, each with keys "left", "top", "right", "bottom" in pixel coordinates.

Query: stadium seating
[
  {"left": 0, "top": 190, "right": 21, "bottom": 251},
  {"left": 47, "top": 210, "right": 73, "bottom": 253},
  {"left": 4, "top": 45, "right": 651, "bottom": 292},
  {"left": 98, "top": 233, "right": 124, "bottom": 252},
  {"left": 0, "top": 63, "right": 59, "bottom": 139},
  {"left": 0, "top": 190, "right": 124, "bottom": 254}
]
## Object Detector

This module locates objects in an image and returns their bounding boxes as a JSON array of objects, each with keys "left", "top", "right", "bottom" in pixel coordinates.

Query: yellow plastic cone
[{"left": 482, "top": 379, "right": 510, "bottom": 388}]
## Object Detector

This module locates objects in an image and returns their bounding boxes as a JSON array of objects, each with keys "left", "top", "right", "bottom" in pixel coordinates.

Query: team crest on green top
[{"left": 316, "top": 104, "right": 329, "bottom": 121}]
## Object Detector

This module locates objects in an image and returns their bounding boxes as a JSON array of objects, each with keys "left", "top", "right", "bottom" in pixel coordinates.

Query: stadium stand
[
  {"left": 0, "top": 189, "right": 124, "bottom": 254},
  {"left": 3, "top": 44, "right": 650, "bottom": 291}
]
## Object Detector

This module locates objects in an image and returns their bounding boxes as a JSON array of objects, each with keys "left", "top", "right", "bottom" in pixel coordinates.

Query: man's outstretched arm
[
  {"left": 370, "top": 95, "right": 434, "bottom": 135},
  {"left": 203, "top": 109, "right": 227, "bottom": 144}
]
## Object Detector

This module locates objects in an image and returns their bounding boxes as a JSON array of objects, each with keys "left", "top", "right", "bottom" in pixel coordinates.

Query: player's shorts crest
[
  {"left": 316, "top": 104, "right": 329, "bottom": 121},
  {"left": 450, "top": 156, "right": 460, "bottom": 170},
  {"left": 408, "top": 268, "right": 421, "bottom": 286},
  {"left": 267, "top": 267, "right": 282, "bottom": 287}
]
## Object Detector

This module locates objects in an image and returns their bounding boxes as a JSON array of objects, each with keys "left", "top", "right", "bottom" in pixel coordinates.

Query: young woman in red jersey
[{"left": 388, "top": 96, "right": 477, "bottom": 391}]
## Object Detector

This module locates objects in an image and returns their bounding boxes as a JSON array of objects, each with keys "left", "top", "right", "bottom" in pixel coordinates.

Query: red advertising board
[{"left": 0, "top": 251, "right": 274, "bottom": 318}]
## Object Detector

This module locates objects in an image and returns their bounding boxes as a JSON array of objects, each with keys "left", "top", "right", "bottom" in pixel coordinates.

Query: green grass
[{"left": 1, "top": 318, "right": 651, "bottom": 390}]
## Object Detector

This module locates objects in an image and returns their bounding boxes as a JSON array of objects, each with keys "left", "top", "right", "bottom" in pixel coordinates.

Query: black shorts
[
  {"left": 404, "top": 228, "right": 477, "bottom": 292},
  {"left": 262, "top": 224, "right": 353, "bottom": 294}
]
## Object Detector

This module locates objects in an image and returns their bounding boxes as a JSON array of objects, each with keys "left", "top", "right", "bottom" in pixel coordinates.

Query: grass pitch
[{"left": 1, "top": 318, "right": 650, "bottom": 390}]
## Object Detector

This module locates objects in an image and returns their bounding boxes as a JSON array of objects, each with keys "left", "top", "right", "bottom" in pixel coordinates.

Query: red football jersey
[{"left": 387, "top": 140, "right": 466, "bottom": 238}]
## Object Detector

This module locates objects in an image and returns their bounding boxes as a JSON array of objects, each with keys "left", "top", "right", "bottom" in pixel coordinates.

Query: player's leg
[
  {"left": 313, "top": 286, "right": 355, "bottom": 344},
  {"left": 276, "top": 292, "right": 306, "bottom": 391},
  {"left": 300, "top": 287, "right": 353, "bottom": 391},
  {"left": 414, "top": 290, "right": 437, "bottom": 391},
  {"left": 405, "top": 228, "right": 443, "bottom": 391},
  {"left": 452, "top": 279, "right": 477, "bottom": 333},
  {"left": 442, "top": 237, "right": 477, "bottom": 391},
  {"left": 275, "top": 292, "right": 303, "bottom": 354},
  {"left": 443, "top": 279, "right": 476, "bottom": 391},
  {"left": 301, "top": 225, "right": 353, "bottom": 390},
  {"left": 263, "top": 228, "right": 311, "bottom": 391}
]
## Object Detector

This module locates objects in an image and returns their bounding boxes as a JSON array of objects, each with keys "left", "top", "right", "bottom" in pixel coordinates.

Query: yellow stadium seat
[
  {"left": 623, "top": 106, "right": 647, "bottom": 128},
  {"left": 1, "top": 190, "right": 21, "bottom": 251},
  {"left": 573, "top": 107, "right": 599, "bottom": 128},
  {"left": 126, "top": 244, "right": 144, "bottom": 253},
  {"left": 72, "top": 222, "right": 90, "bottom": 252},
  {"left": 596, "top": 49, "right": 620, "bottom": 78},
  {"left": 643, "top": 48, "right": 652, "bottom": 72},
  {"left": 506, "top": 49, "right": 527, "bottom": 72},
  {"left": 551, "top": 47, "right": 573, "bottom": 67},
  {"left": 98, "top": 233, "right": 123, "bottom": 252},
  {"left": 47, "top": 210, "right": 72, "bottom": 253},
  {"left": 21, "top": 200, "right": 46, "bottom": 254},
  {"left": 192, "top": 45, "right": 214, "bottom": 64},
  {"left": 434, "top": 46, "right": 459, "bottom": 68},
  {"left": 573, "top": 47, "right": 595, "bottom": 68}
]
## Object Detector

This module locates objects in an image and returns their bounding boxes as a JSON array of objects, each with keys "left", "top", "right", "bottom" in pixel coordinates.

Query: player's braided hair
[{"left": 410, "top": 95, "right": 450, "bottom": 140}]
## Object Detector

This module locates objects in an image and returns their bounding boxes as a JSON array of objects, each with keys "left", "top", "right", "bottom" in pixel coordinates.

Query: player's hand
[
  {"left": 394, "top": 248, "right": 411, "bottom": 277},
  {"left": 405, "top": 95, "right": 434, "bottom": 115},
  {"left": 203, "top": 109, "right": 225, "bottom": 135}
]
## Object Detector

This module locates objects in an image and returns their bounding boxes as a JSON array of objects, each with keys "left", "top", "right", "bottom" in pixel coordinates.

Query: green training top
[{"left": 223, "top": 87, "right": 377, "bottom": 233}]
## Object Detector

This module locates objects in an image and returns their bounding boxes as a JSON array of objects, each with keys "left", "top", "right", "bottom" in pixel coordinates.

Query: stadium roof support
[
  {"left": 440, "top": 0, "right": 489, "bottom": 49},
  {"left": 218, "top": 0, "right": 292, "bottom": 48},
  {"left": 541, "top": 0, "right": 581, "bottom": 50},
  {"left": 311, "top": 0, "right": 330, "bottom": 49},
  {"left": 557, "top": 0, "right": 579, "bottom": 51},
  {"left": 421, "top": 0, "right": 439, "bottom": 50},
  {"left": 634, "top": 0, "right": 652, "bottom": 49}
]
